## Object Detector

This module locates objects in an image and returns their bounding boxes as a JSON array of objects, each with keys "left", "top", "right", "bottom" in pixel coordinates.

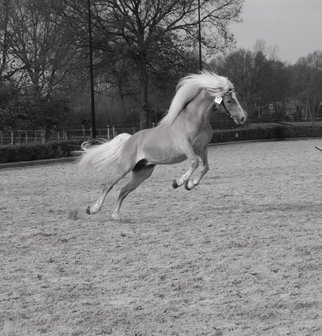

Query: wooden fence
[{"left": 0, "top": 126, "right": 138, "bottom": 145}]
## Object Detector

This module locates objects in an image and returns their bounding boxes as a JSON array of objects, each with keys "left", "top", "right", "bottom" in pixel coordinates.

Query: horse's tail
[{"left": 78, "top": 133, "right": 132, "bottom": 173}]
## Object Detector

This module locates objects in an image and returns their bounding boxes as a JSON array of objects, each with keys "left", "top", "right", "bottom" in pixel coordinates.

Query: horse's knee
[{"left": 192, "top": 159, "right": 199, "bottom": 169}]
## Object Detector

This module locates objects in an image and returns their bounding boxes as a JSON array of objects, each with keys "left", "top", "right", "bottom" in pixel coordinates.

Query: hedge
[
  {"left": 1, "top": 125, "right": 322, "bottom": 164},
  {"left": 211, "top": 125, "right": 322, "bottom": 143},
  {"left": 281, "top": 125, "right": 322, "bottom": 138},
  {"left": 211, "top": 126, "right": 280, "bottom": 143},
  {"left": 0, "top": 140, "right": 82, "bottom": 164}
]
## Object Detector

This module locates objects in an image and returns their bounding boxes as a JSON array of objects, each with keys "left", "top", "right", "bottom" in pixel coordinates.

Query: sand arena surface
[{"left": 1, "top": 139, "right": 322, "bottom": 336}]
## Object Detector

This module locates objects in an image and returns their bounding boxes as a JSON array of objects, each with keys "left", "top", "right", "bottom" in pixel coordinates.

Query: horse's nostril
[{"left": 240, "top": 116, "right": 245, "bottom": 123}]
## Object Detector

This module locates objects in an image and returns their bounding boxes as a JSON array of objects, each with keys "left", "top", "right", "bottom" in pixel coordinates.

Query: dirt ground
[{"left": 1, "top": 139, "right": 322, "bottom": 336}]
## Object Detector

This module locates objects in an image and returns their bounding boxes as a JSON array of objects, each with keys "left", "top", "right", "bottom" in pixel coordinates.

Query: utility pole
[
  {"left": 87, "top": 0, "right": 96, "bottom": 138},
  {"left": 1, "top": 0, "right": 9, "bottom": 77},
  {"left": 197, "top": 0, "right": 202, "bottom": 71}
]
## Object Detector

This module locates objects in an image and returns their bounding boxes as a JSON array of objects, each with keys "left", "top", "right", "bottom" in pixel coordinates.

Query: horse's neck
[{"left": 176, "top": 90, "right": 213, "bottom": 132}]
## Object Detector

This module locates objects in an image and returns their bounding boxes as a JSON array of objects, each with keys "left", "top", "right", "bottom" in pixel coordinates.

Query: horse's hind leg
[
  {"left": 111, "top": 165, "right": 155, "bottom": 220},
  {"left": 86, "top": 169, "right": 130, "bottom": 215},
  {"left": 86, "top": 184, "right": 113, "bottom": 215}
]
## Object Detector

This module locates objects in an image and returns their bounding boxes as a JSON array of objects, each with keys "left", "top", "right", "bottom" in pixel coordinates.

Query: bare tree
[
  {"left": 63, "top": 0, "right": 244, "bottom": 128},
  {"left": 211, "top": 47, "right": 288, "bottom": 118},
  {"left": 294, "top": 50, "right": 322, "bottom": 117},
  {"left": 5, "top": 0, "right": 77, "bottom": 99}
]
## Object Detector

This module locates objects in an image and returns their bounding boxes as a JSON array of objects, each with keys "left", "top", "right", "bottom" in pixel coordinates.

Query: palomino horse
[{"left": 79, "top": 71, "right": 247, "bottom": 220}]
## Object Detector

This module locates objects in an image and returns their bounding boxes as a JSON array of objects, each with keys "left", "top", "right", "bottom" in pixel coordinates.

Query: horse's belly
[
  {"left": 158, "top": 154, "right": 187, "bottom": 165},
  {"left": 146, "top": 150, "right": 187, "bottom": 165}
]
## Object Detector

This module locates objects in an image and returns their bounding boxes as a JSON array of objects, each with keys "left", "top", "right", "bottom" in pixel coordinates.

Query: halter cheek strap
[
  {"left": 221, "top": 99, "right": 235, "bottom": 120},
  {"left": 214, "top": 89, "right": 235, "bottom": 120}
]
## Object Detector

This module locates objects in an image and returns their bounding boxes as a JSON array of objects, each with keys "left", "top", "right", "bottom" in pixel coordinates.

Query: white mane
[{"left": 159, "top": 70, "right": 234, "bottom": 126}]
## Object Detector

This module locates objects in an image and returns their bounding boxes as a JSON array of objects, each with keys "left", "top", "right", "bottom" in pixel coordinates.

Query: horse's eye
[{"left": 227, "top": 100, "right": 232, "bottom": 103}]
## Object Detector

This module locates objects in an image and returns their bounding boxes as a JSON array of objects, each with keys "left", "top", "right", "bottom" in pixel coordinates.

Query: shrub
[
  {"left": 0, "top": 140, "right": 82, "bottom": 163},
  {"left": 211, "top": 126, "right": 282, "bottom": 143},
  {"left": 211, "top": 125, "right": 322, "bottom": 143}
]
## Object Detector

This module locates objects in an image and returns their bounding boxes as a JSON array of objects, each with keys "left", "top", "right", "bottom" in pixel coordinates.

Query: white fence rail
[{"left": 0, "top": 126, "right": 138, "bottom": 145}]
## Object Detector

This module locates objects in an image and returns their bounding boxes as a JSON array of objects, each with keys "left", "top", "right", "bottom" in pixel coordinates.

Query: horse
[{"left": 78, "top": 71, "right": 247, "bottom": 220}]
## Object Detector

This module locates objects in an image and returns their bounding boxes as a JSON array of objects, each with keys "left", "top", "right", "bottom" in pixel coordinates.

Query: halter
[
  {"left": 221, "top": 98, "right": 235, "bottom": 121},
  {"left": 215, "top": 88, "right": 235, "bottom": 121}
]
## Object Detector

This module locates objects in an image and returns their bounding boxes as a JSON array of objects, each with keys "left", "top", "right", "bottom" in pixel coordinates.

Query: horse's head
[{"left": 215, "top": 89, "right": 247, "bottom": 125}]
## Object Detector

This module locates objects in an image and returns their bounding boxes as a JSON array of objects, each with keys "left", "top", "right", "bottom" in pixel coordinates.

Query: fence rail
[
  {"left": 0, "top": 126, "right": 138, "bottom": 146},
  {"left": 2, "top": 119, "right": 322, "bottom": 146}
]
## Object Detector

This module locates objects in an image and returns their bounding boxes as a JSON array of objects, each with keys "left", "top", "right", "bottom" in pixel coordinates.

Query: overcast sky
[{"left": 229, "top": 0, "right": 322, "bottom": 64}]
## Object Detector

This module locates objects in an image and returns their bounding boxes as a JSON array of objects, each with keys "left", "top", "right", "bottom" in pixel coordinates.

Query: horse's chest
[{"left": 191, "top": 127, "right": 212, "bottom": 147}]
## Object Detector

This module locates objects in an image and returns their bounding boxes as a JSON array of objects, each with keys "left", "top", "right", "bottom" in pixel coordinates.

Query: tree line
[
  {"left": 0, "top": 0, "right": 321, "bottom": 131},
  {"left": 211, "top": 42, "right": 322, "bottom": 121}
]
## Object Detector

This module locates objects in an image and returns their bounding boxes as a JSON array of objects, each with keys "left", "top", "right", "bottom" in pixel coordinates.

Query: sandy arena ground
[{"left": 1, "top": 139, "right": 322, "bottom": 336}]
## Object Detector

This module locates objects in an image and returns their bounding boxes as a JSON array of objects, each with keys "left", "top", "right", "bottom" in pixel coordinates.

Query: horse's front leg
[
  {"left": 172, "top": 146, "right": 199, "bottom": 189},
  {"left": 185, "top": 147, "right": 209, "bottom": 190}
]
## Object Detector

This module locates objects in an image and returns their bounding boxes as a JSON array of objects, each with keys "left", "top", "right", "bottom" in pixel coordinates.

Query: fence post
[
  {"left": 0, "top": 130, "right": 3, "bottom": 145},
  {"left": 41, "top": 129, "right": 46, "bottom": 143},
  {"left": 11, "top": 131, "right": 14, "bottom": 145},
  {"left": 82, "top": 125, "right": 85, "bottom": 136},
  {"left": 107, "top": 125, "right": 110, "bottom": 140},
  {"left": 25, "top": 131, "right": 28, "bottom": 144},
  {"left": 112, "top": 126, "right": 116, "bottom": 138}
]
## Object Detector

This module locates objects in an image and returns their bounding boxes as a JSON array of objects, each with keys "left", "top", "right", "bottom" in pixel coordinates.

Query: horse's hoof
[
  {"left": 185, "top": 180, "right": 194, "bottom": 191},
  {"left": 184, "top": 181, "right": 193, "bottom": 191},
  {"left": 111, "top": 213, "right": 120, "bottom": 221},
  {"left": 172, "top": 179, "right": 179, "bottom": 189},
  {"left": 86, "top": 206, "right": 91, "bottom": 215}
]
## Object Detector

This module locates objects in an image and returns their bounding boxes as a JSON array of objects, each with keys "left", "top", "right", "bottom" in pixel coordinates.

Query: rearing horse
[{"left": 79, "top": 71, "right": 247, "bottom": 220}]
